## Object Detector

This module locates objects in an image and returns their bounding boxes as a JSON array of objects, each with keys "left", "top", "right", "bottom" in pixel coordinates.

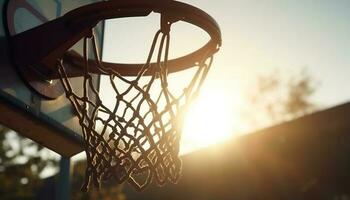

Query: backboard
[{"left": 0, "top": 0, "right": 104, "bottom": 156}]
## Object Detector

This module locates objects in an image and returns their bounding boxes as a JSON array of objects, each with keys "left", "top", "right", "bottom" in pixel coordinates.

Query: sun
[{"left": 180, "top": 89, "right": 236, "bottom": 154}]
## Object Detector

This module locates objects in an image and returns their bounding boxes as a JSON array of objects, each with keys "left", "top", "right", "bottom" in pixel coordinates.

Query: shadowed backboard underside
[{"left": 0, "top": 0, "right": 104, "bottom": 156}]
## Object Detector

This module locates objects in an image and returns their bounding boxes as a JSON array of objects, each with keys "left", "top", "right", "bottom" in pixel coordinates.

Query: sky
[
  {"left": 101, "top": 0, "right": 350, "bottom": 154},
  {"left": 103, "top": 0, "right": 350, "bottom": 108},
  {"left": 100, "top": 0, "right": 350, "bottom": 154},
  {"left": 103, "top": 0, "right": 350, "bottom": 153},
  {"left": 182, "top": 0, "right": 350, "bottom": 106}
]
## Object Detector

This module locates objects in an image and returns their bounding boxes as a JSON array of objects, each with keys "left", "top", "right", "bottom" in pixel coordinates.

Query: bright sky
[
  {"left": 101, "top": 0, "right": 350, "bottom": 154},
  {"left": 185, "top": 0, "right": 350, "bottom": 105}
]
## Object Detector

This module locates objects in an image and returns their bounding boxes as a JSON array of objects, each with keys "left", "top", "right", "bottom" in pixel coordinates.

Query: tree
[
  {"left": 283, "top": 69, "right": 316, "bottom": 118},
  {"left": 245, "top": 68, "right": 317, "bottom": 129},
  {"left": 0, "top": 125, "right": 126, "bottom": 199},
  {"left": 0, "top": 126, "right": 58, "bottom": 200}
]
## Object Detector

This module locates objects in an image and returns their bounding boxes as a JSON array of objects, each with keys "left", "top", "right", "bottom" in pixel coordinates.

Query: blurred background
[{"left": 1, "top": 0, "right": 350, "bottom": 199}]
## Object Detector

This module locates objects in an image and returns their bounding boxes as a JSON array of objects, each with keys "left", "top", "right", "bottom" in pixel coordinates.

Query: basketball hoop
[{"left": 7, "top": 0, "right": 221, "bottom": 191}]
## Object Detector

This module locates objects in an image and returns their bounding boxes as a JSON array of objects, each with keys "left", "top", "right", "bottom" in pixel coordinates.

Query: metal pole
[{"left": 56, "top": 157, "right": 71, "bottom": 200}]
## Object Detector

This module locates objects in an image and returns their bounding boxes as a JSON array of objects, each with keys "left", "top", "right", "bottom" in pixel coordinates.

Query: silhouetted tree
[
  {"left": 246, "top": 68, "right": 317, "bottom": 128},
  {"left": 0, "top": 126, "right": 58, "bottom": 199}
]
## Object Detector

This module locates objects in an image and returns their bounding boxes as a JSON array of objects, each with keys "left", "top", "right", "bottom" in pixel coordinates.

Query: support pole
[{"left": 56, "top": 157, "right": 71, "bottom": 200}]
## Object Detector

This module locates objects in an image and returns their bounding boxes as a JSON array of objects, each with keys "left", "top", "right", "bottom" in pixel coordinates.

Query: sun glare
[{"left": 180, "top": 90, "right": 235, "bottom": 154}]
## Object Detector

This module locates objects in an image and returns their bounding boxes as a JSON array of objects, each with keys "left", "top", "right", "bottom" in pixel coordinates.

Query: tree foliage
[
  {"left": 0, "top": 126, "right": 58, "bottom": 200},
  {"left": 246, "top": 69, "right": 317, "bottom": 128}
]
